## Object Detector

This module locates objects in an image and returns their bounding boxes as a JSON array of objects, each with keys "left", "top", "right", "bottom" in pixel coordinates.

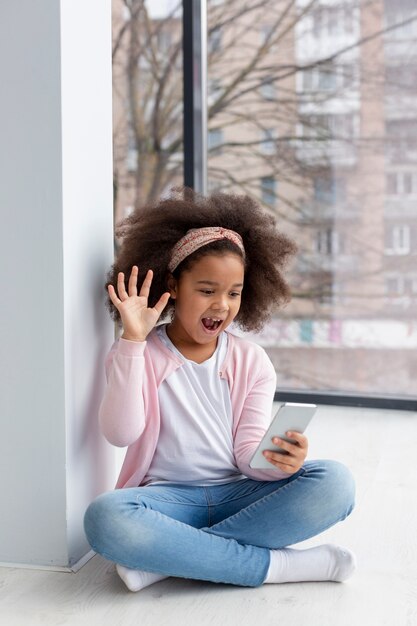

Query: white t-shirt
[{"left": 143, "top": 324, "right": 245, "bottom": 486}]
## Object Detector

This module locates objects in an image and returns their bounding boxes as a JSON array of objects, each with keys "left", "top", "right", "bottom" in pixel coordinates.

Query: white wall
[{"left": 0, "top": 0, "right": 115, "bottom": 569}]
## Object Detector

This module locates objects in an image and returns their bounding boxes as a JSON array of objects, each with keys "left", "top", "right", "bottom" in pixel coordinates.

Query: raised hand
[{"left": 108, "top": 266, "right": 170, "bottom": 342}]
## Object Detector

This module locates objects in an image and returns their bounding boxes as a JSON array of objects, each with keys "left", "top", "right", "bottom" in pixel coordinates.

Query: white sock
[
  {"left": 264, "top": 543, "right": 356, "bottom": 584},
  {"left": 116, "top": 564, "right": 168, "bottom": 592}
]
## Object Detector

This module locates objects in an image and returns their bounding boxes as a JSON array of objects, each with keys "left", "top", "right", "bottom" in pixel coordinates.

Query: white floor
[{"left": 1, "top": 405, "right": 417, "bottom": 626}]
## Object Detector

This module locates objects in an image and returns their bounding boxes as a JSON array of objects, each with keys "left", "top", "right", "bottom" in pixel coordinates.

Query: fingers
[
  {"left": 110, "top": 267, "right": 149, "bottom": 302},
  {"left": 107, "top": 283, "right": 121, "bottom": 306},
  {"left": 108, "top": 268, "right": 168, "bottom": 315},
  {"left": 117, "top": 271, "right": 129, "bottom": 300},
  {"left": 139, "top": 269, "right": 153, "bottom": 299},
  {"left": 128, "top": 265, "right": 139, "bottom": 297},
  {"left": 153, "top": 291, "right": 171, "bottom": 317},
  {"left": 263, "top": 449, "right": 300, "bottom": 473},
  {"left": 263, "top": 431, "right": 309, "bottom": 473},
  {"left": 270, "top": 432, "right": 308, "bottom": 453}
]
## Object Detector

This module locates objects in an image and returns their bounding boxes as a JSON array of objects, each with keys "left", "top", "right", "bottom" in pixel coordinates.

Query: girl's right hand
[{"left": 108, "top": 266, "right": 171, "bottom": 342}]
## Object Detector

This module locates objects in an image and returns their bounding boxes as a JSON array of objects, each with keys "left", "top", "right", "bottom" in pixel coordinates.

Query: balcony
[
  {"left": 385, "top": 140, "right": 417, "bottom": 165},
  {"left": 385, "top": 197, "right": 417, "bottom": 217},
  {"left": 297, "top": 252, "right": 358, "bottom": 274},
  {"left": 299, "top": 200, "right": 360, "bottom": 224},
  {"left": 295, "top": 139, "right": 357, "bottom": 167}
]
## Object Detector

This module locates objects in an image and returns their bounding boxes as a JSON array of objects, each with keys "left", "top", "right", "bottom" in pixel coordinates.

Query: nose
[{"left": 212, "top": 293, "right": 229, "bottom": 312}]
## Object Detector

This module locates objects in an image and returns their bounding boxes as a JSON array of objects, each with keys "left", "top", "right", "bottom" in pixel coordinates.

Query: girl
[{"left": 84, "top": 189, "right": 356, "bottom": 592}]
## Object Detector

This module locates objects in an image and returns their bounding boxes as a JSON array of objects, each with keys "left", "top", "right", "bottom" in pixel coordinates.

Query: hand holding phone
[{"left": 249, "top": 402, "right": 316, "bottom": 470}]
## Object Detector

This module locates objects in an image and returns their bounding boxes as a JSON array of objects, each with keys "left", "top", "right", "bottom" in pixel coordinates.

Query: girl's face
[{"left": 167, "top": 253, "right": 244, "bottom": 358}]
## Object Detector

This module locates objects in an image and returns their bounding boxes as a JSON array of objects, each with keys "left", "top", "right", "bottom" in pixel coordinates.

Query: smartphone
[{"left": 249, "top": 402, "right": 316, "bottom": 469}]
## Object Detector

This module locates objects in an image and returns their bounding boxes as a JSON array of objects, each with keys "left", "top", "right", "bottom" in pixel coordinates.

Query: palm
[{"left": 108, "top": 267, "right": 170, "bottom": 341}]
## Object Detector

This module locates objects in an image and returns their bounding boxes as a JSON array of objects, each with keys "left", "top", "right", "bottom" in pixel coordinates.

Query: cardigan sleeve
[
  {"left": 98, "top": 338, "right": 148, "bottom": 447},
  {"left": 233, "top": 348, "right": 293, "bottom": 481}
]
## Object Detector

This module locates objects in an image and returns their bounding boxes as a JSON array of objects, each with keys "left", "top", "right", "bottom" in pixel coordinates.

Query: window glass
[
  {"left": 112, "top": 0, "right": 183, "bottom": 232},
  {"left": 207, "top": 0, "right": 417, "bottom": 398}
]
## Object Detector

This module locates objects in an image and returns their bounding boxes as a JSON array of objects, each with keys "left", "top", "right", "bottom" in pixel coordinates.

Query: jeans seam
[{"left": 135, "top": 493, "right": 208, "bottom": 507}]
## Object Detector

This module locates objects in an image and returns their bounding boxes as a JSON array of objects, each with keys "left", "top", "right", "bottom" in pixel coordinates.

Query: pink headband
[{"left": 168, "top": 227, "right": 245, "bottom": 272}]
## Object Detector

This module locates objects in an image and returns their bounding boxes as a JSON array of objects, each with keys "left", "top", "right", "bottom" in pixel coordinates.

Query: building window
[
  {"left": 260, "top": 176, "right": 277, "bottom": 206},
  {"left": 260, "top": 76, "right": 276, "bottom": 100},
  {"left": 385, "top": 273, "right": 417, "bottom": 307},
  {"left": 303, "top": 63, "right": 335, "bottom": 92},
  {"left": 209, "top": 26, "right": 222, "bottom": 54},
  {"left": 385, "top": 224, "right": 411, "bottom": 255},
  {"left": 311, "top": 5, "right": 354, "bottom": 38},
  {"left": 316, "top": 228, "right": 345, "bottom": 255},
  {"left": 260, "top": 128, "right": 276, "bottom": 154},
  {"left": 260, "top": 23, "right": 274, "bottom": 45},
  {"left": 386, "top": 171, "right": 417, "bottom": 196},
  {"left": 208, "top": 128, "right": 224, "bottom": 153},
  {"left": 314, "top": 176, "right": 346, "bottom": 204},
  {"left": 384, "top": 1, "right": 417, "bottom": 39}
]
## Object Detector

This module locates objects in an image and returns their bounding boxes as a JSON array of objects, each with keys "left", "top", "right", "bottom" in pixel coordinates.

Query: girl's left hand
[{"left": 263, "top": 432, "right": 308, "bottom": 474}]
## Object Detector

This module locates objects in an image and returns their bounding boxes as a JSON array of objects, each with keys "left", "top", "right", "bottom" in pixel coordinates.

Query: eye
[
  {"left": 230, "top": 292, "right": 241, "bottom": 298},
  {"left": 199, "top": 289, "right": 214, "bottom": 295}
]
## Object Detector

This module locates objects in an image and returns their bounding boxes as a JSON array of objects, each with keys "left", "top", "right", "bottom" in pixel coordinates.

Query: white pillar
[{"left": 0, "top": 0, "right": 115, "bottom": 570}]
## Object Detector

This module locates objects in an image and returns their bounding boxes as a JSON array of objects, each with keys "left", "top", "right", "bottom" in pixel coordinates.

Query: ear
[{"left": 167, "top": 274, "right": 177, "bottom": 299}]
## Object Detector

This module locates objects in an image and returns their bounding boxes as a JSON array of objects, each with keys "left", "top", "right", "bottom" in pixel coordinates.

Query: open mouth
[{"left": 201, "top": 317, "right": 222, "bottom": 331}]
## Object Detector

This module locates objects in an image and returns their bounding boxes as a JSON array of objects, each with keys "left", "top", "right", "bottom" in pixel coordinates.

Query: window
[
  {"left": 385, "top": 225, "right": 411, "bottom": 255},
  {"left": 209, "top": 26, "right": 222, "bottom": 54},
  {"left": 208, "top": 128, "right": 224, "bottom": 153},
  {"left": 205, "top": 0, "right": 417, "bottom": 400},
  {"left": 260, "top": 176, "right": 277, "bottom": 206},
  {"left": 208, "top": 78, "right": 222, "bottom": 97},
  {"left": 260, "top": 76, "right": 276, "bottom": 100},
  {"left": 385, "top": 273, "right": 417, "bottom": 307},
  {"left": 311, "top": 5, "right": 355, "bottom": 38},
  {"left": 208, "top": 78, "right": 222, "bottom": 105},
  {"left": 316, "top": 228, "right": 345, "bottom": 255},
  {"left": 260, "top": 23, "right": 274, "bottom": 45},
  {"left": 385, "top": 64, "right": 417, "bottom": 93},
  {"left": 112, "top": 0, "right": 183, "bottom": 223},
  {"left": 260, "top": 128, "right": 276, "bottom": 154},
  {"left": 314, "top": 176, "right": 346, "bottom": 204},
  {"left": 302, "top": 63, "right": 342, "bottom": 92},
  {"left": 386, "top": 171, "right": 417, "bottom": 196},
  {"left": 384, "top": 0, "right": 417, "bottom": 39}
]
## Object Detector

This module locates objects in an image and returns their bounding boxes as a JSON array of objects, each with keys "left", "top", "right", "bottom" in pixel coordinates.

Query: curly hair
[{"left": 105, "top": 188, "right": 297, "bottom": 332}]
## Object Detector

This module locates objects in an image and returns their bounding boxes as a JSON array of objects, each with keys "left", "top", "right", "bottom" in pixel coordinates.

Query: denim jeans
[{"left": 84, "top": 459, "right": 355, "bottom": 587}]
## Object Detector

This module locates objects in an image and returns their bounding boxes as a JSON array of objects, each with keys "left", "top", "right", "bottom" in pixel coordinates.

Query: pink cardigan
[{"left": 99, "top": 327, "right": 291, "bottom": 488}]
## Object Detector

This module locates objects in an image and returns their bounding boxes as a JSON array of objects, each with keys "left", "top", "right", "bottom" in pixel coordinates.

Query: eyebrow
[{"left": 195, "top": 280, "right": 244, "bottom": 287}]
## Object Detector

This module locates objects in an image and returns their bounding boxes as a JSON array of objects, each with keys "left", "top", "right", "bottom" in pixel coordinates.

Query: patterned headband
[{"left": 168, "top": 227, "right": 245, "bottom": 273}]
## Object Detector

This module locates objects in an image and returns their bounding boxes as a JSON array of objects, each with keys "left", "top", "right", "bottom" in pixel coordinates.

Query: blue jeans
[{"left": 84, "top": 459, "right": 355, "bottom": 587}]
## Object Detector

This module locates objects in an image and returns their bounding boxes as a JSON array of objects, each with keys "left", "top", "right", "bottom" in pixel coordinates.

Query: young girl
[{"left": 84, "top": 189, "right": 356, "bottom": 592}]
